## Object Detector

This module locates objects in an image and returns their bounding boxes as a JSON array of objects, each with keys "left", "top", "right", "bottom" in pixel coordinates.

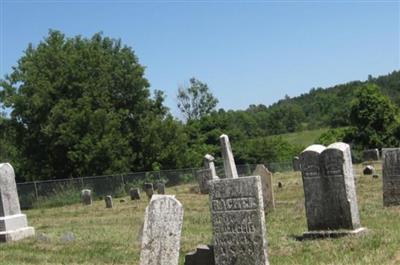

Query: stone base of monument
[
  {"left": 302, "top": 227, "right": 367, "bottom": 240},
  {"left": 0, "top": 214, "right": 35, "bottom": 243}
]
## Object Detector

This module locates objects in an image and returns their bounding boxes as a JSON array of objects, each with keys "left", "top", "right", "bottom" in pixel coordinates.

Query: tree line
[{"left": 0, "top": 31, "right": 399, "bottom": 181}]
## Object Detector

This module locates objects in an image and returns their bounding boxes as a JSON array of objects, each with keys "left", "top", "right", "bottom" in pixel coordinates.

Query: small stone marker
[
  {"left": 383, "top": 148, "right": 400, "bottom": 206},
  {"left": 253, "top": 164, "right": 275, "bottom": 211},
  {"left": 105, "top": 195, "right": 113, "bottom": 208},
  {"left": 292, "top": 156, "right": 301, "bottom": 171},
  {"left": 139, "top": 195, "right": 184, "bottom": 265},
  {"left": 363, "top": 149, "right": 380, "bottom": 161},
  {"left": 144, "top": 183, "right": 154, "bottom": 199},
  {"left": 299, "top": 143, "right": 366, "bottom": 238},
  {"left": 130, "top": 187, "right": 141, "bottom": 200},
  {"left": 185, "top": 245, "right": 215, "bottom": 265},
  {"left": 81, "top": 189, "right": 92, "bottom": 205},
  {"left": 220, "top": 134, "right": 238, "bottom": 179},
  {"left": 363, "top": 165, "right": 375, "bottom": 175},
  {"left": 0, "top": 163, "right": 35, "bottom": 242},
  {"left": 196, "top": 168, "right": 213, "bottom": 194},
  {"left": 156, "top": 182, "right": 165, "bottom": 194},
  {"left": 204, "top": 154, "right": 217, "bottom": 179}
]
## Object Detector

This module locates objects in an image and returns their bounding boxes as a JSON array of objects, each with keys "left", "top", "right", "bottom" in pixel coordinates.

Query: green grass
[
  {"left": 278, "top": 128, "right": 329, "bottom": 146},
  {"left": 1, "top": 163, "right": 400, "bottom": 264}
]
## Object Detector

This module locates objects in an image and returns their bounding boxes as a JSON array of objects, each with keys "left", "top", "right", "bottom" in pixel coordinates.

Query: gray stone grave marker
[
  {"left": 130, "top": 187, "right": 141, "bottom": 200},
  {"left": 293, "top": 156, "right": 301, "bottom": 171},
  {"left": 156, "top": 182, "right": 165, "bottom": 194},
  {"left": 105, "top": 195, "right": 113, "bottom": 208},
  {"left": 185, "top": 245, "right": 215, "bottom": 265},
  {"left": 0, "top": 163, "right": 35, "bottom": 242},
  {"left": 139, "top": 195, "right": 184, "bottom": 265},
  {"left": 196, "top": 168, "right": 213, "bottom": 194},
  {"left": 81, "top": 189, "right": 92, "bottom": 205},
  {"left": 220, "top": 134, "right": 238, "bottom": 179},
  {"left": 253, "top": 164, "right": 275, "bottom": 211},
  {"left": 204, "top": 154, "right": 217, "bottom": 179},
  {"left": 383, "top": 148, "right": 400, "bottom": 206},
  {"left": 300, "top": 143, "right": 366, "bottom": 238},
  {"left": 144, "top": 183, "right": 154, "bottom": 199},
  {"left": 363, "top": 149, "right": 380, "bottom": 161}
]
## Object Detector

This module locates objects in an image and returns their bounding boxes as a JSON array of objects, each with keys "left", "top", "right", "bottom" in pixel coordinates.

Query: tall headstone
[
  {"left": 144, "top": 183, "right": 154, "bottom": 199},
  {"left": 363, "top": 149, "right": 380, "bottom": 161},
  {"left": 253, "top": 164, "right": 275, "bottom": 211},
  {"left": 203, "top": 154, "right": 217, "bottom": 179},
  {"left": 220, "top": 134, "right": 238, "bottom": 179},
  {"left": 383, "top": 148, "right": 400, "bottom": 206},
  {"left": 300, "top": 143, "right": 366, "bottom": 238},
  {"left": 81, "top": 189, "right": 92, "bottom": 205},
  {"left": 196, "top": 169, "right": 213, "bottom": 194},
  {"left": 105, "top": 195, "right": 113, "bottom": 208},
  {"left": 292, "top": 156, "right": 301, "bottom": 171},
  {"left": 382, "top": 148, "right": 399, "bottom": 161},
  {"left": 139, "top": 195, "right": 184, "bottom": 265},
  {"left": 0, "top": 163, "right": 35, "bottom": 242},
  {"left": 209, "top": 176, "right": 269, "bottom": 265},
  {"left": 130, "top": 187, "right": 141, "bottom": 200}
]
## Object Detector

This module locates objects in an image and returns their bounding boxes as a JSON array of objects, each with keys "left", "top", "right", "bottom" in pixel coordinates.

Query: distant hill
[{"left": 265, "top": 70, "right": 400, "bottom": 130}]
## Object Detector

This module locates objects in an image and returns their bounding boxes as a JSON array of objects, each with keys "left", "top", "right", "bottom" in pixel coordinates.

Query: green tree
[
  {"left": 346, "top": 84, "right": 399, "bottom": 149},
  {"left": 0, "top": 30, "right": 181, "bottom": 180},
  {"left": 177, "top": 78, "right": 218, "bottom": 121}
]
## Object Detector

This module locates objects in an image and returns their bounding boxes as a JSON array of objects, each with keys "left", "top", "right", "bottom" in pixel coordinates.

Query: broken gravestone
[{"left": 252, "top": 164, "right": 275, "bottom": 212}]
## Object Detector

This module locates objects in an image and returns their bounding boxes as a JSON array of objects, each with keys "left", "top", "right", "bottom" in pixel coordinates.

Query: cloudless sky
[{"left": 1, "top": 0, "right": 399, "bottom": 117}]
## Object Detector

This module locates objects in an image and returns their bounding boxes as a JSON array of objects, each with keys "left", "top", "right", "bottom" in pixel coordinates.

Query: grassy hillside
[
  {"left": 1, "top": 162, "right": 399, "bottom": 264},
  {"left": 277, "top": 128, "right": 329, "bottom": 147}
]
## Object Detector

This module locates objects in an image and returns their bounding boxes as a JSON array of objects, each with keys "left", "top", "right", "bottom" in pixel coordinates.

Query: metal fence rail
[{"left": 17, "top": 161, "right": 294, "bottom": 209}]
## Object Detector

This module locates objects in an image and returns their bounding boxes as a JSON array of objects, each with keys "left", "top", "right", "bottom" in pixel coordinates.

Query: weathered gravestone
[
  {"left": 299, "top": 143, "right": 366, "bottom": 238},
  {"left": 252, "top": 164, "right": 275, "bottom": 211},
  {"left": 0, "top": 163, "right": 35, "bottom": 242},
  {"left": 156, "top": 182, "right": 165, "bottom": 194},
  {"left": 383, "top": 148, "right": 400, "bottom": 206},
  {"left": 105, "top": 195, "right": 113, "bottom": 208},
  {"left": 208, "top": 134, "right": 269, "bottom": 265},
  {"left": 184, "top": 245, "right": 215, "bottom": 265},
  {"left": 292, "top": 156, "right": 301, "bottom": 171},
  {"left": 220, "top": 134, "right": 238, "bottom": 179},
  {"left": 196, "top": 168, "right": 213, "bottom": 194},
  {"left": 363, "top": 149, "right": 380, "bottom": 161},
  {"left": 144, "top": 183, "right": 154, "bottom": 199},
  {"left": 81, "top": 189, "right": 92, "bottom": 205},
  {"left": 204, "top": 154, "right": 217, "bottom": 179},
  {"left": 130, "top": 187, "right": 141, "bottom": 200},
  {"left": 139, "top": 195, "right": 184, "bottom": 265}
]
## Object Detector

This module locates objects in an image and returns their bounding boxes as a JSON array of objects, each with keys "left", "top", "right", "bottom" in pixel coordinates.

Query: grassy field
[
  {"left": 278, "top": 128, "right": 329, "bottom": 146},
  {"left": 1, "top": 162, "right": 400, "bottom": 265}
]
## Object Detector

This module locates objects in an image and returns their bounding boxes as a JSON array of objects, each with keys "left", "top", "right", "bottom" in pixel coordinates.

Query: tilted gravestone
[
  {"left": 252, "top": 164, "right": 275, "bottom": 212},
  {"left": 300, "top": 143, "right": 366, "bottom": 238},
  {"left": 0, "top": 163, "right": 35, "bottom": 242},
  {"left": 139, "top": 195, "right": 184, "bottom": 265},
  {"left": 292, "top": 156, "right": 301, "bottom": 171},
  {"left": 105, "top": 195, "right": 113, "bottom": 208},
  {"left": 208, "top": 134, "right": 269, "bottom": 265},
  {"left": 184, "top": 245, "right": 215, "bottom": 265},
  {"left": 144, "top": 183, "right": 154, "bottom": 199},
  {"left": 130, "top": 187, "right": 141, "bottom": 200},
  {"left": 383, "top": 148, "right": 400, "bottom": 206},
  {"left": 363, "top": 149, "right": 380, "bottom": 161},
  {"left": 81, "top": 189, "right": 92, "bottom": 205},
  {"left": 220, "top": 134, "right": 238, "bottom": 179}
]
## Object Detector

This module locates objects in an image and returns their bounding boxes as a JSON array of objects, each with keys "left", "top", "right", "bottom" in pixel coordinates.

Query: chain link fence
[{"left": 16, "top": 161, "right": 294, "bottom": 209}]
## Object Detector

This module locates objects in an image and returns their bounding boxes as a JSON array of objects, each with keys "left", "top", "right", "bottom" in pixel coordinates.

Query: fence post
[
  {"left": 80, "top": 177, "right": 84, "bottom": 189},
  {"left": 33, "top": 181, "right": 39, "bottom": 205}
]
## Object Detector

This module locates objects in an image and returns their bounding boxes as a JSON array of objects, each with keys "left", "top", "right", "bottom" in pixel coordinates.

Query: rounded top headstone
[
  {"left": 204, "top": 154, "right": 215, "bottom": 162},
  {"left": 301, "top": 144, "right": 326, "bottom": 154}
]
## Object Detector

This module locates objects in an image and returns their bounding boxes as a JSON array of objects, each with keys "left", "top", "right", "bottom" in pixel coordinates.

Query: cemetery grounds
[{"left": 1, "top": 162, "right": 399, "bottom": 265}]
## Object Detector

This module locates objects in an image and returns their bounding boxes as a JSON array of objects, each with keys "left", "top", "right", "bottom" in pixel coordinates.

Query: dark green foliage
[{"left": 0, "top": 30, "right": 189, "bottom": 180}]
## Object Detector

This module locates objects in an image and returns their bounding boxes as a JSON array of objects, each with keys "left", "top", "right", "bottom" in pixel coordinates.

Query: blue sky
[{"left": 1, "top": 1, "right": 399, "bottom": 117}]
